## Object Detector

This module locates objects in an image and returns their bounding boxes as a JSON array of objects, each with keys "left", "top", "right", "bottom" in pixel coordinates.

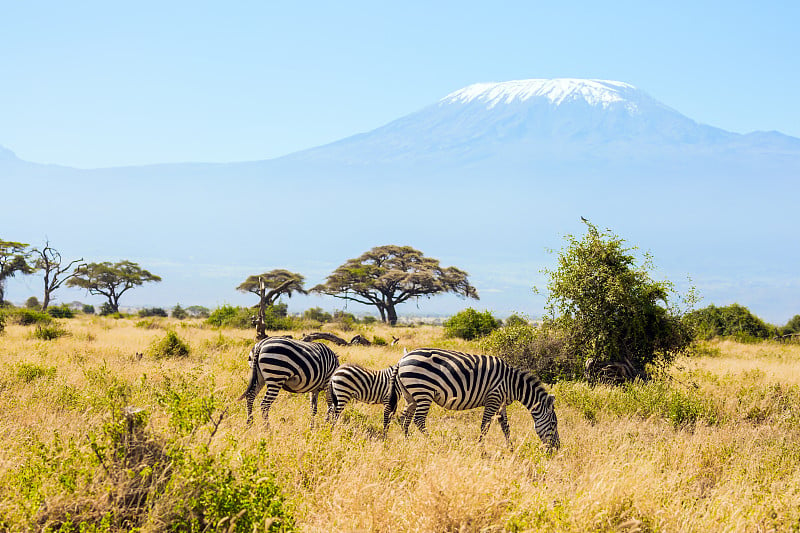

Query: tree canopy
[
  {"left": 313, "top": 245, "right": 478, "bottom": 325},
  {"left": 236, "top": 269, "right": 306, "bottom": 307},
  {"left": 66, "top": 260, "right": 161, "bottom": 312},
  {"left": 0, "top": 239, "right": 35, "bottom": 306}
]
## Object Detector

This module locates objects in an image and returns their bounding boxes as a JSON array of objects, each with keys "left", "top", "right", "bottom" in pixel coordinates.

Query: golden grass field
[{"left": 1, "top": 315, "right": 799, "bottom": 532}]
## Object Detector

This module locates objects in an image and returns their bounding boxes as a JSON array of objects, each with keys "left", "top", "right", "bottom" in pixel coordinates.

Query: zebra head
[{"left": 531, "top": 394, "right": 560, "bottom": 450}]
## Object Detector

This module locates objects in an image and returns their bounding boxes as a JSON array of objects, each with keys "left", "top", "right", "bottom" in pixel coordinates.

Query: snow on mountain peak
[{"left": 440, "top": 78, "right": 640, "bottom": 110}]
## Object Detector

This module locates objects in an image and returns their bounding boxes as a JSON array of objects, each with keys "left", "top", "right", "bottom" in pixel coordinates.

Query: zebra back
[{"left": 329, "top": 363, "right": 398, "bottom": 405}]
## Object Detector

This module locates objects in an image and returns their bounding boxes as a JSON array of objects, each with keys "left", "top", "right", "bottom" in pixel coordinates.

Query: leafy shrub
[
  {"left": 482, "top": 321, "right": 579, "bottom": 382},
  {"left": 11, "top": 362, "right": 57, "bottom": 383},
  {"left": 542, "top": 223, "right": 693, "bottom": 379},
  {"left": 206, "top": 305, "right": 253, "bottom": 328},
  {"left": 684, "top": 304, "right": 774, "bottom": 341},
  {"left": 30, "top": 323, "right": 69, "bottom": 341},
  {"left": 372, "top": 335, "right": 388, "bottom": 346},
  {"left": 25, "top": 296, "right": 41, "bottom": 310},
  {"left": 185, "top": 305, "right": 210, "bottom": 318},
  {"left": 332, "top": 310, "right": 357, "bottom": 331},
  {"left": 304, "top": 307, "right": 332, "bottom": 323},
  {"left": 444, "top": 308, "right": 500, "bottom": 340},
  {"left": 207, "top": 305, "right": 296, "bottom": 330},
  {"left": 782, "top": 315, "right": 800, "bottom": 335},
  {"left": 148, "top": 331, "right": 190, "bottom": 359},
  {"left": 503, "top": 313, "right": 529, "bottom": 327},
  {"left": 99, "top": 302, "right": 117, "bottom": 316},
  {"left": 47, "top": 304, "right": 75, "bottom": 318},
  {"left": 361, "top": 315, "right": 377, "bottom": 325},
  {"left": 139, "top": 307, "right": 168, "bottom": 318},
  {"left": 82, "top": 304, "right": 95, "bottom": 314},
  {"left": 171, "top": 304, "right": 188, "bottom": 320},
  {"left": 8, "top": 308, "right": 52, "bottom": 325}
]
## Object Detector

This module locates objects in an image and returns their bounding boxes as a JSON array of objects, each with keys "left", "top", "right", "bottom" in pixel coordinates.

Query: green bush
[
  {"left": 541, "top": 223, "right": 693, "bottom": 379},
  {"left": 30, "top": 323, "right": 69, "bottom": 341},
  {"left": 372, "top": 335, "right": 388, "bottom": 346},
  {"left": 148, "top": 331, "right": 190, "bottom": 359},
  {"left": 17, "top": 405, "right": 295, "bottom": 532},
  {"left": 172, "top": 304, "right": 188, "bottom": 320},
  {"left": 503, "top": 313, "right": 529, "bottom": 327},
  {"left": 25, "top": 296, "right": 41, "bottom": 310},
  {"left": 206, "top": 305, "right": 253, "bottom": 328},
  {"left": 47, "top": 304, "right": 75, "bottom": 318},
  {"left": 482, "top": 322, "right": 579, "bottom": 382},
  {"left": 9, "top": 308, "right": 52, "bottom": 326},
  {"left": 444, "top": 308, "right": 500, "bottom": 340},
  {"left": 11, "top": 362, "right": 57, "bottom": 383},
  {"left": 304, "top": 307, "right": 332, "bottom": 323},
  {"left": 139, "top": 307, "right": 168, "bottom": 318},
  {"left": 207, "top": 305, "right": 295, "bottom": 330},
  {"left": 782, "top": 315, "right": 800, "bottom": 335},
  {"left": 99, "top": 302, "right": 117, "bottom": 316},
  {"left": 82, "top": 304, "right": 95, "bottom": 314},
  {"left": 684, "top": 304, "right": 774, "bottom": 341}
]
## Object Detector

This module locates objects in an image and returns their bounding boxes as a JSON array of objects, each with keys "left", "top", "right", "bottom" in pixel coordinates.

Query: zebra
[
  {"left": 326, "top": 363, "right": 399, "bottom": 438},
  {"left": 397, "top": 348, "right": 560, "bottom": 449},
  {"left": 237, "top": 337, "right": 340, "bottom": 426}
]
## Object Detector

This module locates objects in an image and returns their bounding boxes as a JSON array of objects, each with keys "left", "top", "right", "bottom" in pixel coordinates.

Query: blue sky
[{"left": 2, "top": 1, "right": 799, "bottom": 168}]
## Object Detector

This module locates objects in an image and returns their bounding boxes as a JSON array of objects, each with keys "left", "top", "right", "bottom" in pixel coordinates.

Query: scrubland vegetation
[{"left": 2, "top": 314, "right": 800, "bottom": 532}]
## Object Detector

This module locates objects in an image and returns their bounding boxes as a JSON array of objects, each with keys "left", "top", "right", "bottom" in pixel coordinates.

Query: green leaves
[
  {"left": 312, "top": 245, "right": 478, "bottom": 325},
  {"left": 542, "top": 223, "right": 692, "bottom": 378}
]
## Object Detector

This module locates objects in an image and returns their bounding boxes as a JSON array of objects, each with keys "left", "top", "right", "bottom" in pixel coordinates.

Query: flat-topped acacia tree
[
  {"left": 313, "top": 245, "right": 478, "bottom": 325},
  {"left": 66, "top": 260, "right": 161, "bottom": 313},
  {"left": 236, "top": 269, "right": 307, "bottom": 307}
]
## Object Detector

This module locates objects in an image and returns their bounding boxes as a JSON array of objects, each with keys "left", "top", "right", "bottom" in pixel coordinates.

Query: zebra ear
[
  {"left": 403, "top": 347, "right": 408, "bottom": 356},
  {"left": 546, "top": 394, "right": 555, "bottom": 409}
]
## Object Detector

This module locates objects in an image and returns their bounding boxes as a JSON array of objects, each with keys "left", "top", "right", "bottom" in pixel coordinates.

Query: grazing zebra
[
  {"left": 397, "top": 348, "right": 560, "bottom": 449},
  {"left": 326, "top": 363, "right": 399, "bottom": 437},
  {"left": 238, "top": 337, "right": 340, "bottom": 426}
]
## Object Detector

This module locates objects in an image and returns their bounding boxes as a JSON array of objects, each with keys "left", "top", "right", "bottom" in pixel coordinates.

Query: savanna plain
[{"left": 1, "top": 316, "right": 799, "bottom": 532}]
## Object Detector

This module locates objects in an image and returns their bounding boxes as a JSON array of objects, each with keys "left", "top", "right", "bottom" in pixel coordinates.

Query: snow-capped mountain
[{"left": 290, "top": 78, "right": 798, "bottom": 165}]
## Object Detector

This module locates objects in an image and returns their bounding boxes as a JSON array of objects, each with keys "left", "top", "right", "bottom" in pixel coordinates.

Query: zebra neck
[{"left": 510, "top": 369, "right": 546, "bottom": 411}]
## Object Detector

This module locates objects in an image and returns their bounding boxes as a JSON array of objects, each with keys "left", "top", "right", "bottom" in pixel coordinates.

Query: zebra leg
[
  {"left": 400, "top": 402, "right": 416, "bottom": 436},
  {"left": 332, "top": 392, "right": 351, "bottom": 426},
  {"left": 498, "top": 405, "right": 512, "bottom": 449},
  {"left": 479, "top": 394, "right": 503, "bottom": 442},
  {"left": 411, "top": 396, "right": 432, "bottom": 436},
  {"left": 259, "top": 383, "right": 282, "bottom": 427},
  {"left": 382, "top": 396, "right": 397, "bottom": 439}
]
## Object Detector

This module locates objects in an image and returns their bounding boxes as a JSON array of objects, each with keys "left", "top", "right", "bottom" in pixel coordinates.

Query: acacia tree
[
  {"left": 66, "top": 261, "right": 161, "bottom": 312},
  {"left": 541, "top": 221, "right": 693, "bottom": 381},
  {"left": 33, "top": 241, "right": 83, "bottom": 310},
  {"left": 313, "top": 245, "right": 478, "bottom": 326},
  {"left": 236, "top": 269, "right": 306, "bottom": 307},
  {"left": 0, "top": 239, "right": 35, "bottom": 306}
]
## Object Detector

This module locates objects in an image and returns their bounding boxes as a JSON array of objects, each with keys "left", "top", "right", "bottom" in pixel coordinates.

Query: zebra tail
[
  {"left": 237, "top": 359, "right": 264, "bottom": 401},
  {"left": 387, "top": 365, "right": 400, "bottom": 415}
]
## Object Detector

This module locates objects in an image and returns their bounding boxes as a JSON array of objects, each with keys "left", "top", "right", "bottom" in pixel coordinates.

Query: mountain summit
[
  {"left": 440, "top": 78, "right": 641, "bottom": 109},
  {"left": 295, "top": 77, "right": 748, "bottom": 164}
]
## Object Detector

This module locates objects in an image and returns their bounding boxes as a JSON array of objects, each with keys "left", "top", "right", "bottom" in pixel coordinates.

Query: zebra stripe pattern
[
  {"left": 326, "top": 363, "right": 399, "bottom": 437},
  {"left": 238, "top": 337, "right": 340, "bottom": 426},
  {"left": 397, "top": 348, "right": 560, "bottom": 449}
]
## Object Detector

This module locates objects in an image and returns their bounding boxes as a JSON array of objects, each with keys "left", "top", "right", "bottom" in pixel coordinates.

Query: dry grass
[{"left": 1, "top": 316, "right": 800, "bottom": 532}]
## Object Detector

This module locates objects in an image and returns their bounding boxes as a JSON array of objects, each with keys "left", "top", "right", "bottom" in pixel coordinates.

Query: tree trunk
[{"left": 387, "top": 305, "right": 398, "bottom": 326}]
